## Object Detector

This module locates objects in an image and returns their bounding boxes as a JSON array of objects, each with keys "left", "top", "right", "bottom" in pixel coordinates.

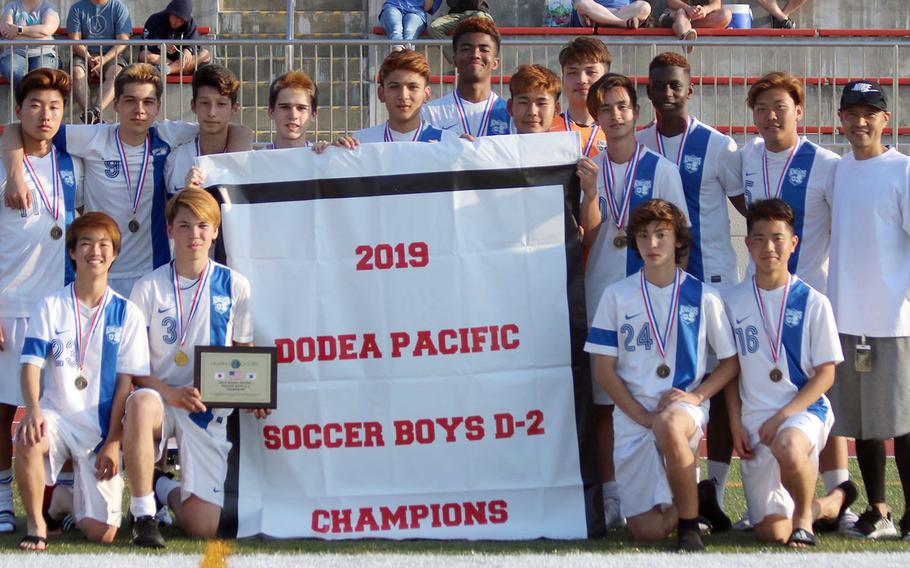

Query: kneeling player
[
  {"left": 16, "top": 213, "right": 149, "bottom": 550},
  {"left": 584, "top": 199, "right": 738, "bottom": 551},
  {"left": 123, "top": 188, "right": 265, "bottom": 547},
  {"left": 723, "top": 199, "right": 857, "bottom": 546}
]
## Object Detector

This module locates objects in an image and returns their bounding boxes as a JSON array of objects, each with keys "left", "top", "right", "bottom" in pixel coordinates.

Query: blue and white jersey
[
  {"left": 740, "top": 136, "right": 839, "bottom": 293},
  {"left": 422, "top": 91, "right": 513, "bottom": 137},
  {"left": 584, "top": 270, "right": 736, "bottom": 410},
  {"left": 585, "top": 146, "right": 688, "bottom": 321},
  {"left": 164, "top": 137, "right": 202, "bottom": 195},
  {"left": 722, "top": 276, "right": 842, "bottom": 428},
  {"left": 637, "top": 117, "right": 742, "bottom": 287},
  {"left": 20, "top": 285, "right": 149, "bottom": 444},
  {"left": 52, "top": 121, "right": 199, "bottom": 280},
  {"left": 0, "top": 150, "right": 83, "bottom": 317},
  {"left": 353, "top": 121, "right": 459, "bottom": 144},
  {"left": 129, "top": 260, "right": 253, "bottom": 389}
]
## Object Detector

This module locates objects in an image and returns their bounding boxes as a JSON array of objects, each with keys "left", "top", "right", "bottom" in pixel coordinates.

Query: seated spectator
[
  {"left": 658, "top": 1, "right": 731, "bottom": 46},
  {"left": 380, "top": 1, "right": 442, "bottom": 50},
  {"left": 427, "top": 1, "right": 493, "bottom": 63},
  {"left": 757, "top": 0, "right": 808, "bottom": 29},
  {"left": 139, "top": 0, "right": 211, "bottom": 75},
  {"left": 0, "top": 0, "right": 59, "bottom": 85},
  {"left": 67, "top": 0, "right": 131, "bottom": 124},
  {"left": 571, "top": 0, "right": 651, "bottom": 29}
]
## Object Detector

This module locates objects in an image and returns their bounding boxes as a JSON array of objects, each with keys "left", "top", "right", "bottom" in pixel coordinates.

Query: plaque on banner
[{"left": 194, "top": 346, "right": 277, "bottom": 408}]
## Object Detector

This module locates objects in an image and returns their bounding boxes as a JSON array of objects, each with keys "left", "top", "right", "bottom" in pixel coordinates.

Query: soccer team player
[{"left": 2, "top": 17, "right": 910, "bottom": 550}]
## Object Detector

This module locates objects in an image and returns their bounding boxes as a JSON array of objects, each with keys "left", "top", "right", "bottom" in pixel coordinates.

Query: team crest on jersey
[
  {"left": 105, "top": 326, "right": 122, "bottom": 344},
  {"left": 788, "top": 168, "right": 807, "bottom": 185},
  {"left": 785, "top": 308, "right": 803, "bottom": 327},
  {"left": 151, "top": 146, "right": 167, "bottom": 157},
  {"left": 59, "top": 169, "right": 75, "bottom": 186},
  {"left": 596, "top": 140, "right": 607, "bottom": 152},
  {"left": 487, "top": 119, "right": 509, "bottom": 135},
  {"left": 104, "top": 161, "right": 120, "bottom": 179},
  {"left": 212, "top": 295, "right": 231, "bottom": 314},
  {"left": 683, "top": 155, "right": 702, "bottom": 173},
  {"left": 679, "top": 305, "right": 699, "bottom": 324},
  {"left": 633, "top": 179, "right": 652, "bottom": 197}
]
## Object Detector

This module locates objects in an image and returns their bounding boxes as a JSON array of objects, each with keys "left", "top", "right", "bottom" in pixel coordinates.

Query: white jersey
[
  {"left": 637, "top": 117, "right": 742, "bottom": 287},
  {"left": 20, "top": 285, "right": 149, "bottom": 444},
  {"left": 53, "top": 121, "right": 199, "bottom": 280},
  {"left": 585, "top": 146, "right": 689, "bottom": 320},
  {"left": 584, "top": 270, "right": 736, "bottom": 409},
  {"left": 421, "top": 91, "right": 513, "bottom": 137},
  {"left": 164, "top": 137, "right": 201, "bottom": 195},
  {"left": 741, "top": 136, "right": 839, "bottom": 293},
  {"left": 353, "top": 122, "right": 460, "bottom": 144},
  {"left": 0, "top": 150, "right": 83, "bottom": 317},
  {"left": 722, "top": 276, "right": 842, "bottom": 427},
  {"left": 129, "top": 260, "right": 253, "bottom": 388},
  {"left": 829, "top": 147, "right": 910, "bottom": 337}
]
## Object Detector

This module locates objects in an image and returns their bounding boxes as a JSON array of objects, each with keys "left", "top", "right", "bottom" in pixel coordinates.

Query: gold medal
[
  {"left": 174, "top": 350, "right": 189, "bottom": 367},
  {"left": 657, "top": 364, "right": 671, "bottom": 378},
  {"left": 128, "top": 218, "right": 140, "bottom": 233},
  {"left": 613, "top": 230, "right": 627, "bottom": 249},
  {"left": 74, "top": 375, "right": 88, "bottom": 390},
  {"left": 50, "top": 225, "right": 63, "bottom": 240},
  {"left": 769, "top": 367, "right": 783, "bottom": 382}
]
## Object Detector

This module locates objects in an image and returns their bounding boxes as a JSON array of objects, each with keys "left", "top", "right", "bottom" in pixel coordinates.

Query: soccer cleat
[
  {"left": 677, "top": 527, "right": 706, "bottom": 552},
  {"left": 697, "top": 480, "right": 731, "bottom": 532},
  {"left": 603, "top": 496, "right": 626, "bottom": 529},
  {"left": 732, "top": 513, "right": 753, "bottom": 531},
  {"left": 838, "top": 509, "right": 859, "bottom": 534},
  {"left": 0, "top": 510, "right": 15, "bottom": 533},
  {"left": 132, "top": 515, "right": 166, "bottom": 548},
  {"left": 900, "top": 514, "right": 910, "bottom": 541},
  {"left": 847, "top": 507, "right": 897, "bottom": 539}
]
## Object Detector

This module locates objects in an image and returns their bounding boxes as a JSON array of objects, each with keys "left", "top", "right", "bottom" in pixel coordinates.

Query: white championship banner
[{"left": 197, "top": 132, "right": 601, "bottom": 539}]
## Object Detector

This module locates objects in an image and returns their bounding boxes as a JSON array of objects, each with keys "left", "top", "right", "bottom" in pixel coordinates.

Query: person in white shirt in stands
[
  {"left": 421, "top": 16, "right": 512, "bottom": 137},
  {"left": 584, "top": 198, "right": 738, "bottom": 551},
  {"left": 723, "top": 198, "right": 857, "bottom": 547},
  {"left": 827, "top": 79, "right": 910, "bottom": 541},
  {"left": 15, "top": 212, "right": 149, "bottom": 550}
]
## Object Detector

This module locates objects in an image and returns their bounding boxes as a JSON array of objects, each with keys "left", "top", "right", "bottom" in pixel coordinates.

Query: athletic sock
[
  {"left": 57, "top": 471, "right": 74, "bottom": 488},
  {"left": 822, "top": 469, "right": 849, "bottom": 494},
  {"left": 893, "top": 433, "right": 910, "bottom": 510},
  {"left": 678, "top": 516, "right": 700, "bottom": 533},
  {"left": 706, "top": 460, "right": 730, "bottom": 508},
  {"left": 602, "top": 481, "right": 620, "bottom": 501},
  {"left": 130, "top": 493, "right": 157, "bottom": 519},
  {"left": 155, "top": 475, "right": 180, "bottom": 508},
  {"left": 0, "top": 468, "right": 12, "bottom": 513},
  {"left": 855, "top": 438, "right": 887, "bottom": 505}
]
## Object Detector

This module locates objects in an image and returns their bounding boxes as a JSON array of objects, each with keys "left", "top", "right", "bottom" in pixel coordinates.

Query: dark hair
[
  {"left": 192, "top": 64, "right": 240, "bottom": 105},
  {"left": 558, "top": 37, "right": 612, "bottom": 69},
  {"left": 745, "top": 198, "right": 795, "bottom": 235},
  {"left": 586, "top": 73, "right": 637, "bottom": 118},
  {"left": 15, "top": 68, "right": 71, "bottom": 106},
  {"left": 114, "top": 63, "right": 163, "bottom": 101},
  {"left": 649, "top": 52, "right": 691, "bottom": 76},
  {"left": 747, "top": 71, "right": 804, "bottom": 109},
  {"left": 66, "top": 212, "right": 122, "bottom": 257},
  {"left": 627, "top": 199, "right": 691, "bottom": 264},
  {"left": 452, "top": 16, "right": 501, "bottom": 56}
]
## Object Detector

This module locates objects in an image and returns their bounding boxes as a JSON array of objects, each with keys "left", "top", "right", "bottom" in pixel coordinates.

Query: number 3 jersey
[
  {"left": 584, "top": 270, "right": 736, "bottom": 409},
  {"left": 129, "top": 260, "right": 253, "bottom": 388},
  {"left": 20, "top": 285, "right": 150, "bottom": 444}
]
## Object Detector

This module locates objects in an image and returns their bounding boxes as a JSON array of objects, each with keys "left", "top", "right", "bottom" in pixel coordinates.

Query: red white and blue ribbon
[
  {"left": 171, "top": 259, "right": 212, "bottom": 351},
  {"left": 384, "top": 120, "right": 423, "bottom": 142},
  {"left": 640, "top": 268, "right": 683, "bottom": 362},
  {"left": 116, "top": 129, "right": 151, "bottom": 217},
  {"left": 564, "top": 112, "right": 600, "bottom": 157},
  {"left": 22, "top": 148, "right": 60, "bottom": 223},
  {"left": 761, "top": 140, "right": 801, "bottom": 200},
  {"left": 655, "top": 116, "right": 692, "bottom": 166},
  {"left": 71, "top": 284, "right": 110, "bottom": 374},
  {"left": 601, "top": 144, "right": 644, "bottom": 231},
  {"left": 453, "top": 91, "right": 496, "bottom": 137},
  {"left": 752, "top": 274, "right": 791, "bottom": 368}
]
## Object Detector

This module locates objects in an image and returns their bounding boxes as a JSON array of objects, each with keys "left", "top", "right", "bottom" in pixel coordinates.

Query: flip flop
[
  {"left": 787, "top": 527, "right": 817, "bottom": 547},
  {"left": 626, "top": 16, "right": 641, "bottom": 30},
  {"left": 19, "top": 534, "right": 48, "bottom": 551},
  {"left": 681, "top": 29, "right": 698, "bottom": 53}
]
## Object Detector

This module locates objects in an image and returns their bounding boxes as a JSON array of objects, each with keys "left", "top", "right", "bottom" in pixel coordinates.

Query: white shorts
[
  {"left": 43, "top": 409, "right": 123, "bottom": 527},
  {"left": 0, "top": 317, "right": 26, "bottom": 406},
  {"left": 741, "top": 410, "right": 834, "bottom": 525},
  {"left": 127, "top": 388, "right": 232, "bottom": 507},
  {"left": 614, "top": 401, "right": 706, "bottom": 518},
  {"left": 108, "top": 276, "right": 139, "bottom": 298}
]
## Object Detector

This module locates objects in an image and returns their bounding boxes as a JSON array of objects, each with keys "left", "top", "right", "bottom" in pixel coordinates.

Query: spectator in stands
[
  {"left": 757, "top": 0, "right": 808, "bottom": 29},
  {"left": 380, "top": 1, "right": 442, "bottom": 50},
  {"left": 67, "top": 0, "right": 131, "bottom": 124},
  {"left": 427, "top": 1, "right": 493, "bottom": 63},
  {"left": 138, "top": 0, "right": 210, "bottom": 76},
  {"left": 657, "top": 1, "right": 732, "bottom": 45},
  {"left": 571, "top": 0, "right": 651, "bottom": 29},
  {"left": 0, "top": 0, "right": 59, "bottom": 85}
]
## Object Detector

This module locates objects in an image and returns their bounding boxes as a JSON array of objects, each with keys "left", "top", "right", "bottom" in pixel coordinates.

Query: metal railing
[{"left": 0, "top": 36, "right": 906, "bottom": 150}]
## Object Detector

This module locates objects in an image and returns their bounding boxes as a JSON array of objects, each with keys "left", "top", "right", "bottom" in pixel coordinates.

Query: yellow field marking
[{"left": 200, "top": 539, "right": 234, "bottom": 568}]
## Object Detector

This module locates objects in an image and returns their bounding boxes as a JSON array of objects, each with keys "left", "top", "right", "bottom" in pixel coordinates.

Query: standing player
[
  {"left": 576, "top": 72, "right": 688, "bottom": 528},
  {"left": 828, "top": 80, "right": 910, "bottom": 540},
  {"left": 739, "top": 71, "right": 854, "bottom": 533},
  {"left": 549, "top": 37, "right": 610, "bottom": 158},
  {"left": 584, "top": 199, "right": 738, "bottom": 550},
  {"left": 723, "top": 199, "right": 856, "bottom": 546},
  {"left": 16, "top": 212, "right": 149, "bottom": 550},
  {"left": 264, "top": 70, "right": 318, "bottom": 150},
  {"left": 0, "top": 68, "right": 82, "bottom": 536},
  {"left": 636, "top": 52, "right": 742, "bottom": 531},
  {"left": 421, "top": 16, "right": 512, "bottom": 137},
  {"left": 507, "top": 64, "right": 561, "bottom": 134},
  {"left": 122, "top": 188, "right": 264, "bottom": 548}
]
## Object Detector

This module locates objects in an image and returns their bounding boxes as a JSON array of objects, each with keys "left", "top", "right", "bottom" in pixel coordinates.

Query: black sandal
[
  {"left": 787, "top": 527, "right": 817, "bottom": 547},
  {"left": 18, "top": 534, "right": 48, "bottom": 551}
]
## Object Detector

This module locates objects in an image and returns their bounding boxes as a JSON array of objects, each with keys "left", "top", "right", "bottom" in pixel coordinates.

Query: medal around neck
[
  {"left": 657, "top": 364, "right": 671, "bottom": 379},
  {"left": 613, "top": 230, "right": 627, "bottom": 249},
  {"left": 74, "top": 375, "right": 88, "bottom": 390},
  {"left": 50, "top": 225, "right": 63, "bottom": 240},
  {"left": 175, "top": 350, "right": 190, "bottom": 367}
]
